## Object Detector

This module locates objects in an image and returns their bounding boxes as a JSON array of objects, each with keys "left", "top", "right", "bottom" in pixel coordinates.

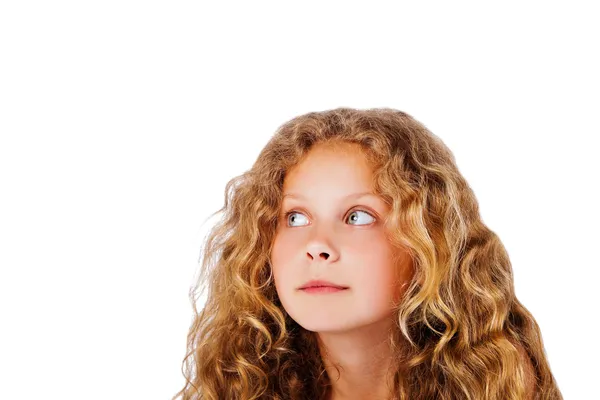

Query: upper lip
[{"left": 298, "top": 280, "right": 349, "bottom": 290}]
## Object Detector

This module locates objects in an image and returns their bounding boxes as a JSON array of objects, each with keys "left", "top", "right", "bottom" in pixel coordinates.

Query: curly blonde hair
[{"left": 172, "top": 108, "right": 562, "bottom": 399}]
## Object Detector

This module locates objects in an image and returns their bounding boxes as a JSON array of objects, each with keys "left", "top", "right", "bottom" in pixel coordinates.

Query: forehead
[{"left": 283, "top": 142, "right": 377, "bottom": 196}]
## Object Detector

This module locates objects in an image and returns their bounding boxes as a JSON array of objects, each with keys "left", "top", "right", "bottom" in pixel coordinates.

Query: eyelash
[{"left": 282, "top": 207, "right": 377, "bottom": 226}]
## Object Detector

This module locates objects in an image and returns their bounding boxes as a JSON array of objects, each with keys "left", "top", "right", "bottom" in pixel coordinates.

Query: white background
[{"left": 1, "top": 1, "right": 597, "bottom": 399}]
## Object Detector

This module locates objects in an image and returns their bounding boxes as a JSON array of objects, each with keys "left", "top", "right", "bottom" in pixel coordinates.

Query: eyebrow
[{"left": 282, "top": 191, "right": 380, "bottom": 201}]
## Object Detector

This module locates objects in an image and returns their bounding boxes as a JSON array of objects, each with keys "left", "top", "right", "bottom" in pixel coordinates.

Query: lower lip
[{"left": 300, "top": 287, "right": 348, "bottom": 294}]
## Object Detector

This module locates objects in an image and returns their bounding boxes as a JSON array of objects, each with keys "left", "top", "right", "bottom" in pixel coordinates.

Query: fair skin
[{"left": 270, "top": 141, "right": 414, "bottom": 400}]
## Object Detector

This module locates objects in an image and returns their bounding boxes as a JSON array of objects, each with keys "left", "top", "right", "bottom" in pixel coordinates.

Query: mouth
[
  {"left": 299, "top": 286, "right": 349, "bottom": 294},
  {"left": 298, "top": 280, "right": 349, "bottom": 290}
]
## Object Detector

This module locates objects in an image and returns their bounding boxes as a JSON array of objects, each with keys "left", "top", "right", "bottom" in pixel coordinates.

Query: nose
[
  {"left": 308, "top": 249, "right": 330, "bottom": 261},
  {"left": 306, "top": 241, "right": 339, "bottom": 263},
  {"left": 305, "top": 222, "right": 340, "bottom": 263}
]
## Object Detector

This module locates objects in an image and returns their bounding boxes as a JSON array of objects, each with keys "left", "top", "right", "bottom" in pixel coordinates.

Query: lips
[{"left": 299, "top": 279, "right": 349, "bottom": 290}]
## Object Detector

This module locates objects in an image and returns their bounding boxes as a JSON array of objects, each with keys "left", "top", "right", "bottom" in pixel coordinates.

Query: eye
[
  {"left": 346, "top": 210, "right": 376, "bottom": 225},
  {"left": 285, "top": 211, "right": 309, "bottom": 227},
  {"left": 283, "top": 209, "right": 376, "bottom": 227}
]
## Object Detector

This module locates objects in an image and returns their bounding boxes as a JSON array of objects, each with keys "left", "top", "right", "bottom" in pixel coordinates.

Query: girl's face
[{"left": 270, "top": 142, "right": 413, "bottom": 333}]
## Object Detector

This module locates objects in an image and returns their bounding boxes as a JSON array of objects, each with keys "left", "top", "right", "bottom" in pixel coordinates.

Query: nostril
[{"left": 307, "top": 251, "right": 331, "bottom": 260}]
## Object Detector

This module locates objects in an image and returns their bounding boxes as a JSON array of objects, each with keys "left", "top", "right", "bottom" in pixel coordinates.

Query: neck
[{"left": 317, "top": 318, "right": 396, "bottom": 400}]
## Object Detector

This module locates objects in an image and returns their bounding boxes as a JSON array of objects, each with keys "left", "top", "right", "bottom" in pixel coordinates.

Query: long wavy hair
[{"left": 172, "top": 108, "right": 562, "bottom": 399}]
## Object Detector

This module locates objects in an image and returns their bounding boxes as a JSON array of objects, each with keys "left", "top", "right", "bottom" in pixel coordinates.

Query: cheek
[
  {"left": 270, "top": 233, "right": 294, "bottom": 288},
  {"left": 348, "top": 233, "right": 406, "bottom": 298},
  {"left": 270, "top": 233, "right": 303, "bottom": 318},
  {"left": 271, "top": 232, "right": 286, "bottom": 264},
  {"left": 347, "top": 231, "right": 395, "bottom": 267},
  {"left": 352, "top": 234, "right": 391, "bottom": 262},
  {"left": 355, "top": 257, "right": 398, "bottom": 299}
]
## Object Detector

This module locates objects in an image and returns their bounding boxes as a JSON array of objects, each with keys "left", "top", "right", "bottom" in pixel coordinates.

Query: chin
[
  {"left": 288, "top": 312, "right": 361, "bottom": 333},
  {"left": 296, "top": 321, "right": 354, "bottom": 334}
]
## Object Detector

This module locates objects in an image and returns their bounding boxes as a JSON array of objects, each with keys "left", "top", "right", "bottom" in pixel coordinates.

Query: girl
[{"left": 173, "top": 108, "right": 562, "bottom": 399}]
